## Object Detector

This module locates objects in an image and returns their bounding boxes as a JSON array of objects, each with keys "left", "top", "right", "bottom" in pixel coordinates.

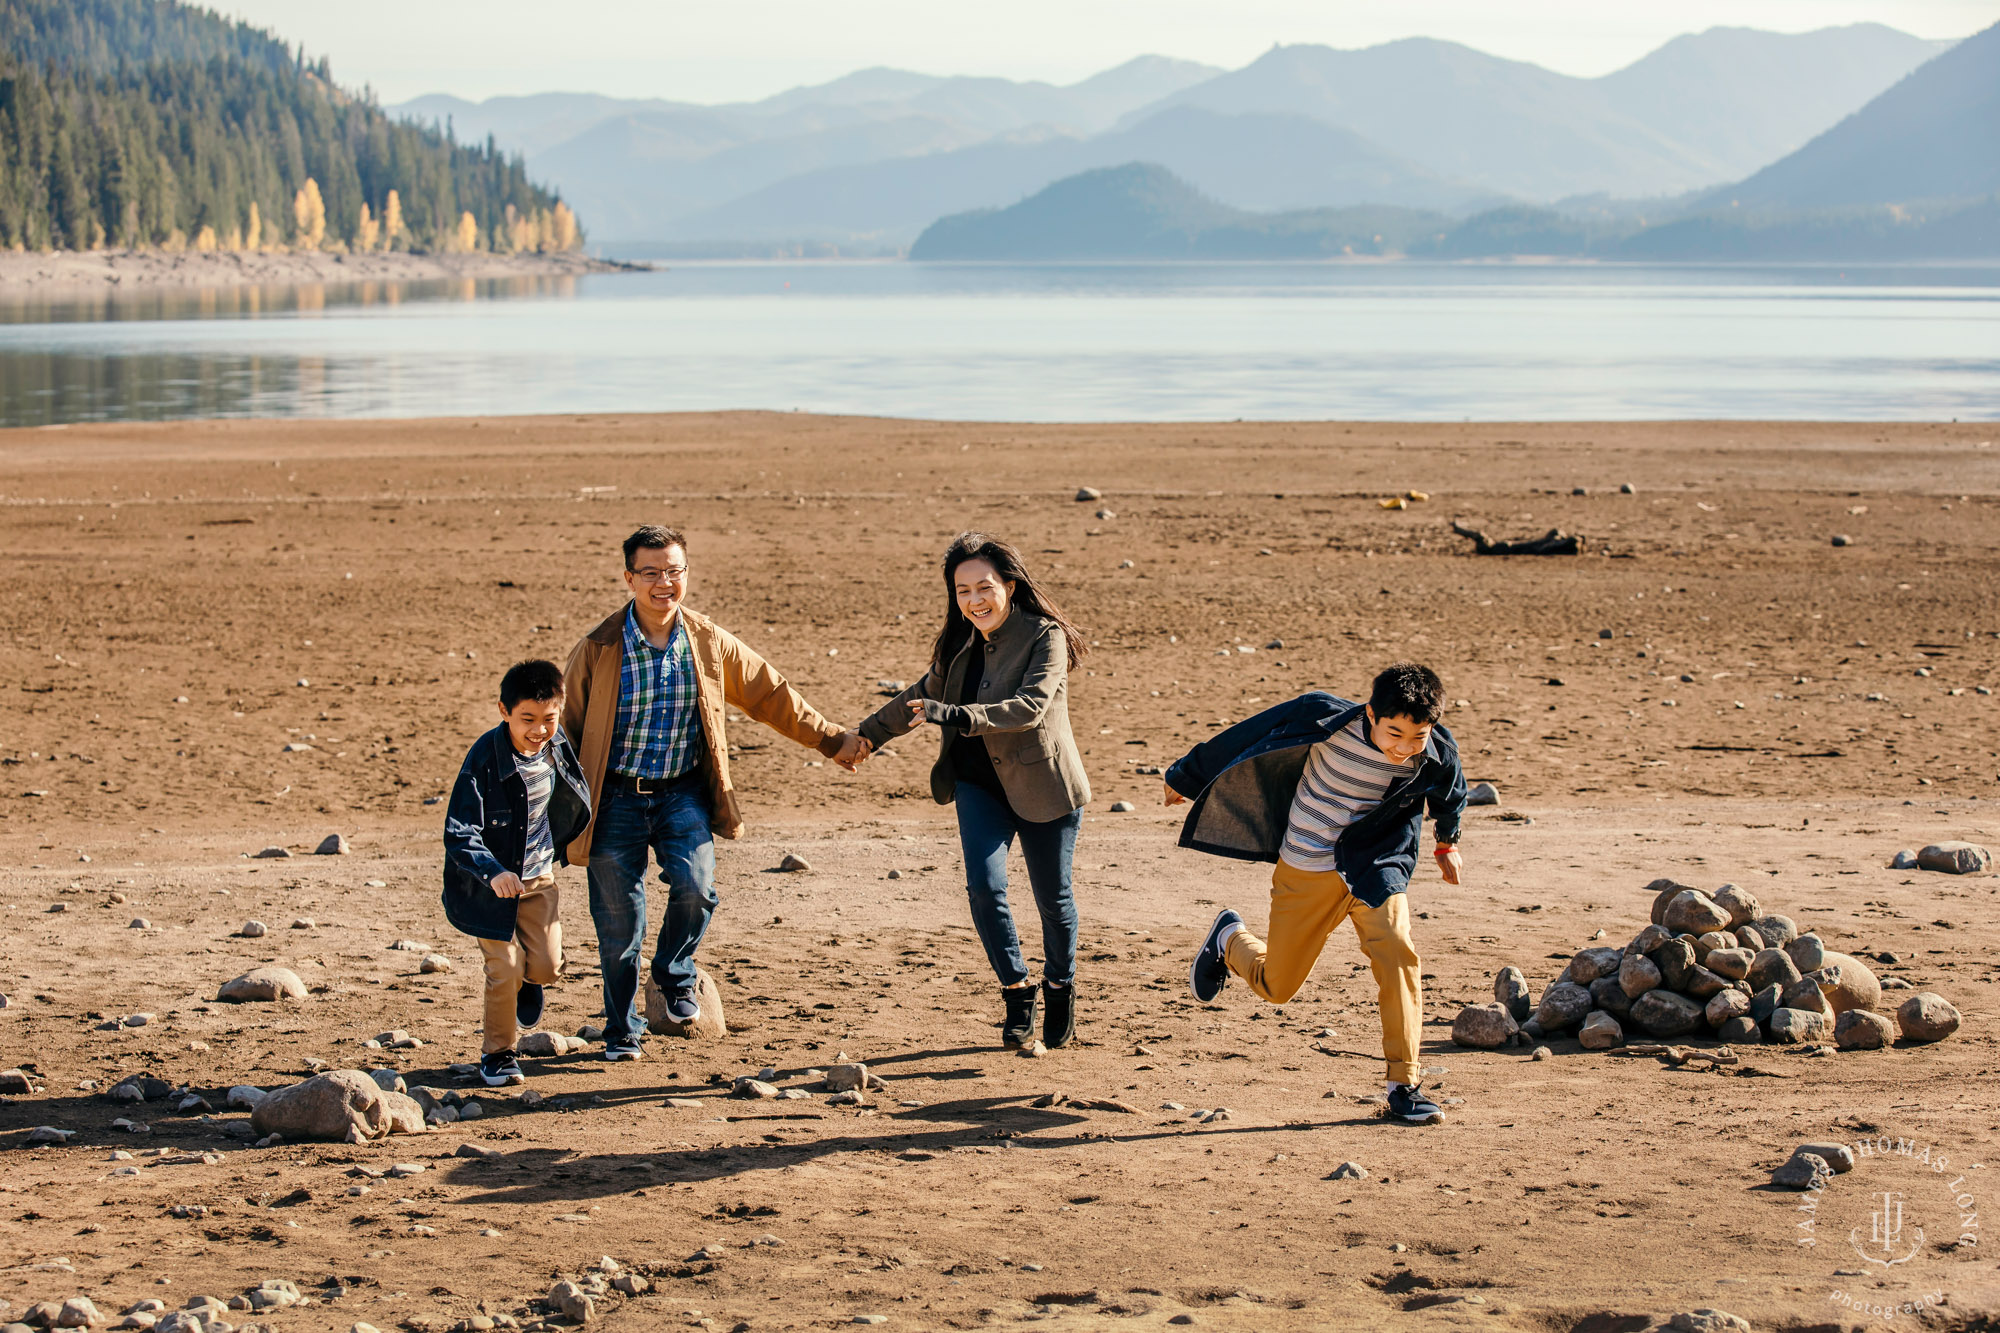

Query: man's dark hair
[
  {"left": 623, "top": 524, "right": 687, "bottom": 570},
  {"left": 499, "top": 659, "right": 564, "bottom": 712},
  {"left": 1369, "top": 662, "right": 1445, "bottom": 725}
]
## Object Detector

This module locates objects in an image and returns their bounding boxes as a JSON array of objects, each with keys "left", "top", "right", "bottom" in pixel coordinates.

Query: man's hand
[
  {"left": 490, "top": 871, "right": 526, "bottom": 899},
  {"left": 1163, "top": 780, "right": 1185, "bottom": 807},
  {"left": 1435, "top": 845, "right": 1463, "bottom": 885},
  {"left": 832, "top": 731, "right": 873, "bottom": 772}
]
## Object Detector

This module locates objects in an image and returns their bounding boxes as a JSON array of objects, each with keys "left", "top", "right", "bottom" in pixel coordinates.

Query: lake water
[{"left": 0, "top": 261, "right": 1995, "bottom": 425}]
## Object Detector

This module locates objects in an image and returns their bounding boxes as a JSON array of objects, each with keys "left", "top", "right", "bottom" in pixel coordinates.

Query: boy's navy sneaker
[
  {"left": 1387, "top": 1083, "right": 1444, "bottom": 1124},
  {"left": 1189, "top": 908, "right": 1242, "bottom": 1003},
  {"left": 603, "top": 1037, "right": 643, "bottom": 1061},
  {"left": 480, "top": 1050, "right": 525, "bottom": 1086},
  {"left": 515, "top": 982, "right": 544, "bottom": 1029}
]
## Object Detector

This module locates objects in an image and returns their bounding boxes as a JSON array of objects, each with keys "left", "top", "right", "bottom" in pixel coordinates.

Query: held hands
[
  {"left": 1162, "top": 780, "right": 1185, "bottom": 807},
  {"left": 907, "top": 698, "right": 931, "bottom": 726},
  {"left": 1435, "top": 845, "right": 1464, "bottom": 885},
  {"left": 832, "top": 730, "right": 873, "bottom": 772},
  {"left": 489, "top": 871, "right": 526, "bottom": 899}
]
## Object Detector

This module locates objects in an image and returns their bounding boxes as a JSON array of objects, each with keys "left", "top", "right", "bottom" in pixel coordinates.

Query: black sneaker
[
  {"left": 603, "top": 1037, "right": 643, "bottom": 1062},
  {"left": 663, "top": 990, "right": 700, "bottom": 1026},
  {"left": 1000, "top": 986, "right": 1038, "bottom": 1050},
  {"left": 480, "top": 1050, "right": 525, "bottom": 1087},
  {"left": 515, "top": 982, "right": 545, "bottom": 1029},
  {"left": 1189, "top": 908, "right": 1242, "bottom": 1003},
  {"left": 1042, "top": 980, "right": 1076, "bottom": 1049},
  {"left": 1387, "top": 1083, "right": 1444, "bottom": 1125}
]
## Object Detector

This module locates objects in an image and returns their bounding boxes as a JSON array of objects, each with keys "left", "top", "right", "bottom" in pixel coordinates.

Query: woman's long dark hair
[{"left": 930, "top": 532, "right": 1088, "bottom": 676}]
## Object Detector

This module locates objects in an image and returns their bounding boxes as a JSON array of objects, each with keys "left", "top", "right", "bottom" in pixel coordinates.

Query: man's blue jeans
[
  {"left": 954, "top": 781, "right": 1082, "bottom": 988},
  {"left": 585, "top": 778, "right": 716, "bottom": 1044}
]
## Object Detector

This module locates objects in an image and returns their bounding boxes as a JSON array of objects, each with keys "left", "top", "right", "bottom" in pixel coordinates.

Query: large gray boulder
[
  {"left": 1917, "top": 842, "right": 1993, "bottom": 875},
  {"left": 1681, "top": 966, "right": 1729, "bottom": 999},
  {"left": 1705, "top": 988, "right": 1751, "bottom": 1029},
  {"left": 1784, "top": 933, "right": 1826, "bottom": 972},
  {"left": 1816, "top": 953, "right": 1881, "bottom": 1014},
  {"left": 1533, "top": 982, "right": 1593, "bottom": 1032},
  {"left": 1703, "top": 947, "right": 1753, "bottom": 981},
  {"left": 1629, "top": 989, "right": 1703, "bottom": 1038},
  {"left": 1711, "top": 884, "right": 1759, "bottom": 929},
  {"left": 1451, "top": 1003, "right": 1519, "bottom": 1050},
  {"left": 1567, "top": 947, "right": 1624, "bottom": 987},
  {"left": 1628, "top": 923, "right": 1674, "bottom": 956},
  {"left": 1747, "top": 948, "right": 1801, "bottom": 992},
  {"left": 1645, "top": 879, "right": 1698, "bottom": 926},
  {"left": 1835, "top": 1009, "right": 1894, "bottom": 1050},
  {"left": 1650, "top": 938, "right": 1697, "bottom": 991},
  {"left": 1664, "top": 890, "right": 1731, "bottom": 937},
  {"left": 1768, "top": 1008, "right": 1829, "bottom": 1044},
  {"left": 250, "top": 1070, "right": 424, "bottom": 1142},
  {"left": 1589, "top": 975, "right": 1632, "bottom": 1016},
  {"left": 643, "top": 967, "right": 728, "bottom": 1039},
  {"left": 1749, "top": 914, "right": 1798, "bottom": 948},
  {"left": 1618, "top": 953, "right": 1662, "bottom": 999},
  {"left": 1577, "top": 1011, "right": 1623, "bottom": 1050},
  {"left": 217, "top": 967, "right": 308, "bottom": 1003}
]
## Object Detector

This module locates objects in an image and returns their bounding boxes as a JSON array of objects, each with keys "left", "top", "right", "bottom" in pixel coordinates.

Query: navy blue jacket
[
  {"left": 1164, "top": 693, "right": 1466, "bottom": 908},
  {"left": 442, "top": 724, "right": 592, "bottom": 942}
]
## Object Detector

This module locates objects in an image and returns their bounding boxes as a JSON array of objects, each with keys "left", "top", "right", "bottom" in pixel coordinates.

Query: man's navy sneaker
[
  {"left": 1189, "top": 908, "right": 1242, "bottom": 1003},
  {"left": 515, "top": 982, "right": 544, "bottom": 1029},
  {"left": 603, "top": 1037, "right": 642, "bottom": 1062},
  {"left": 480, "top": 1050, "right": 525, "bottom": 1086},
  {"left": 663, "top": 990, "right": 701, "bottom": 1026},
  {"left": 1387, "top": 1083, "right": 1444, "bottom": 1124}
]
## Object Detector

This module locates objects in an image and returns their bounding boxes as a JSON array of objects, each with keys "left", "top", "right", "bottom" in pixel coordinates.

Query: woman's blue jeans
[{"left": 953, "top": 781, "right": 1082, "bottom": 988}]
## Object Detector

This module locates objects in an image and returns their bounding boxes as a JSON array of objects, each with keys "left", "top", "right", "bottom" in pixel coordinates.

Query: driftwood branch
[{"left": 1451, "top": 520, "right": 1582, "bottom": 556}]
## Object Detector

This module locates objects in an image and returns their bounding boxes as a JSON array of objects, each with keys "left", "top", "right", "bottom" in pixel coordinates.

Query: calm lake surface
[{"left": 0, "top": 261, "right": 1995, "bottom": 425}]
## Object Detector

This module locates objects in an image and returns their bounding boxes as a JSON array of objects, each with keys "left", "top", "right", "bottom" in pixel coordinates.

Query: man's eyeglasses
[{"left": 629, "top": 566, "right": 688, "bottom": 584}]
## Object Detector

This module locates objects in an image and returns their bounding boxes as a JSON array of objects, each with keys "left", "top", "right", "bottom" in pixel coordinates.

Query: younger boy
[
  {"left": 1166, "top": 663, "right": 1467, "bottom": 1125},
  {"left": 443, "top": 660, "right": 593, "bottom": 1086}
]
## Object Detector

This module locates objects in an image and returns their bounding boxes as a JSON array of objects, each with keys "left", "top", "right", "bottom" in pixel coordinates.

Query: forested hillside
[{"left": 0, "top": 0, "right": 579, "bottom": 253}]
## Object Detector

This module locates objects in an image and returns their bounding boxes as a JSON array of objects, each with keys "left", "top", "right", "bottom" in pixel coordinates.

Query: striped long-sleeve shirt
[{"left": 1278, "top": 713, "right": 1417, "bottom": 873}]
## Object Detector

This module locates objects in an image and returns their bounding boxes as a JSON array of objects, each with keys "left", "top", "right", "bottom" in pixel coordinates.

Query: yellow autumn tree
[
  {"left": 382, "top": 190, "right": 403, "bottom": 250},
  {"left": 223, "top": 225, "right": 243, "bottom": 252},
  {"left": 292, "top": 178, "right": 326, "bottom": 251},
  {"left": 246, "top": 200, "right": 262, "bottom": 250},
  {"left": 355, "top": 201, "right": 379, "bottom": 252},
  {"left": 549, "top": 201, "right": 579, "bottom": 251},
  {"left": 453, "top": 210, "right": 479, "bottom": 253},
  {"left": 194, "top": 225, "right": 217, "bottom": 252}
]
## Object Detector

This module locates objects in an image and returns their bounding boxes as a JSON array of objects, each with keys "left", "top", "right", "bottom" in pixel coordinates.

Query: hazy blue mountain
[
  {"left": 537, "top": 110, "right": 1001, "bottom": 243},
  {"left": 1126, "top": 26, "right": 1948, "bottom": 200},
  {"left": 909, "top": 162, "right": 1447, "bottom": 259},
  {"left": 655, "top": 106, "right": 1487, "bottom": 247},
  {"left": 1596, "top": 24, "right": 1950, "bottom": 180},
  {"left": 1722, "top": 21, "right": 2000, "bottom": 209},
  {"left": 391, "top": 92, "right": 686, "bottom": 157}
]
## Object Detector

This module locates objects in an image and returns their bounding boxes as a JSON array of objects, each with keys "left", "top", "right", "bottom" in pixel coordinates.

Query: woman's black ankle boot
[
  {"left": 1001, "top": 985, "right": 1038, "bottom": 1049},
  {"left": 1042, "top": 980, "right": 1075, "bottom": 1049}
]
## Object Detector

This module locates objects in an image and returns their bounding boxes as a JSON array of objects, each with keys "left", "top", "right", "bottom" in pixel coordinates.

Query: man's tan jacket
[{"left": 561, "top": 604, "right": 844, "bottom": 859}]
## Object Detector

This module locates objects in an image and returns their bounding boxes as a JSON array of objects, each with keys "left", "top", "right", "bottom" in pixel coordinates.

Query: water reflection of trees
[
  {"left": 0, "top": 351, "right": 304, "bottom": 425},
  {"left": 0, "top": 275, "right": 578, "bottom": 325}
]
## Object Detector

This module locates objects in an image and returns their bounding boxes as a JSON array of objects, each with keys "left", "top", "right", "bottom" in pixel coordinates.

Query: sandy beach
[
  {"left": 1, "top": 413, "right": 1996, "bottom": 1331},
  {"left": 0, "top": 249, "right": 641, "bottom": 295}
]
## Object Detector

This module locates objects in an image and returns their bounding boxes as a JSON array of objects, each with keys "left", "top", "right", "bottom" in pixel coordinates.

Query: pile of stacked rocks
[{"left": 1453, "top": 878, "right": 1962, "bottom": 1054}]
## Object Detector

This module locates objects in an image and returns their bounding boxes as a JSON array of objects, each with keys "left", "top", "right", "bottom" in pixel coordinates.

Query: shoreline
[{"left": 0, "top": 247, "right": 648, "bottom": 294}]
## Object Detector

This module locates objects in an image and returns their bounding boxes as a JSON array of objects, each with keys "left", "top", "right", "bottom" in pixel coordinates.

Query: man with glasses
[{"left": 562, "top": 524, "right": 869, "bottom": 1059}]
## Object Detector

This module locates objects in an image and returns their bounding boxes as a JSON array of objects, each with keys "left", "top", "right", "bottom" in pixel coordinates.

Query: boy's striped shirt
[{"left": 1279, "top": 713, "right": 1417, "bottom": 872}]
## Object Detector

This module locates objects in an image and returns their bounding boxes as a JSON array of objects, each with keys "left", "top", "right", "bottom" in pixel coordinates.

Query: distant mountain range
[
  {"left": 391, "top": 24, "right": 1953, "bottom": 253},
  {"left": 915, "top": 19, "right": 2000, "bottom": 268}
]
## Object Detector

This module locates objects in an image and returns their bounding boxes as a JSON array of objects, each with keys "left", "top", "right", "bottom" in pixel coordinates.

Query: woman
[{"left": 858, "top": 533, "right": 1092, "bottom": 1050}]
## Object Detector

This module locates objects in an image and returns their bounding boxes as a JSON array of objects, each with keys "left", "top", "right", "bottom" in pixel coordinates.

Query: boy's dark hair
[
  {"left": 499, "top": 659, "right": 564, "bottom": 711},
  {"left": 623, "top": 524, "right": 687, "bottom": 570},
  {"left": 1369, "top": 662, "right": 1445, "bottom": 724}
]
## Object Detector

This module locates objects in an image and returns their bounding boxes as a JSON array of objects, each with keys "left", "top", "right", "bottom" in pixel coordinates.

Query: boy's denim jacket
[
  {"left": 1164, "top": 692, "right": 1467, "bottom": 907},
  {"left": 442, "top": 723, "right": 592, "bottom": 941}
]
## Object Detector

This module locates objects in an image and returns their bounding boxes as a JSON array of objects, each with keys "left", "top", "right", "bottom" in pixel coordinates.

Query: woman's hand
[{"left": 908, "top": 698, "right": 932, "bottom": 726}]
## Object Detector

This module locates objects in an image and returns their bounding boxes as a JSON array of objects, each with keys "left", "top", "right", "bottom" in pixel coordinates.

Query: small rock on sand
[
  {"left": 1075, "top": 487, "right": 1102, "bottom": 502},
  {"left": 1917, "top": 842, "right": 1993, "bottom": 875},
  {"left": 1771, "top": 1151, "right": 1832, "bottom": 1190},
  {"left": 1835, "top": 1009, "right": 1894, "bottom": 1050},
  {"left": 238, "top": 920, "right": 267, "bottom": 938},
  {"left": 251, "top": 846, "right": 291, "bottom": 859},
  {"left": 419, "top": 954, "right": 452, "bottom": 974},
  {"left": 1767, "top": 1008, "right": 1829, "bottom": 1044},
  {"left": 1796, "top": 1141, "right": 1855, "bottom": 1173},
  {"left": 1329, "top": 1161, "right": 1367, "bottom": 1180},
  {"left": 1896, "top": 992, "right": 1961, "bottom": 1043},
  {"left": 778, "top": 853, "right": 812, "bottom": 872},
  {"left": 1450, "top": 1003, "right": 1518, "bottom": 1049},
  {"left": 1109, "top": 801, "right": 1136, "bottom": 812},
  {"left": 314, "top": 834, "right": 350, "bottom": 855},
  {"left": 1577, "top": 1011, "right": 1623, "bottom": 1050},
  {"left": 1889, "top": 848, "right": 1920, "bottom": 869},
  {"left": 1667, "top": 1310, "right": 1750, "bottom": 1333},
  {"left": 1492, "top": 966, "right": 1530, "bottom": 1021},
  {"left": 1465, "top": 781, "right": 1499, "bottom": 806},
  {"left": 216, "top": 968, "right": 308, "bottom": 1003}
]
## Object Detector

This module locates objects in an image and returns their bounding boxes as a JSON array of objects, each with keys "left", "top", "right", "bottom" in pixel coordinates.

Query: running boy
[
  {"left": 443, "top": 659, "right": 593, "bottom": 1086},
  {"left": 1167, "top": 663, "right": 1467, "bottom": 1125}
]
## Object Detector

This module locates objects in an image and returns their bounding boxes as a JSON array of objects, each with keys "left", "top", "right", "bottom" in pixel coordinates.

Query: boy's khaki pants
[
  {"left": 478, "top": 874, "right": 561, "bottom": 1056},
  {"left": 1224, "top": 860, "right": 1422, "bottom": 1086}
]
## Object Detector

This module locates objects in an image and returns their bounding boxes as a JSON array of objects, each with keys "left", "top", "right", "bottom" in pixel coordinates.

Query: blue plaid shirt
[{"left": 608, "top": 605, "right": 702, "bottom": 780}]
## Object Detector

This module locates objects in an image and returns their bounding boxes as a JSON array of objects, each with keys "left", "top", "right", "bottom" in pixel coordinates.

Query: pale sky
[{"left": 217, "top": 0, "right": 1997, "bottom": 104}]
